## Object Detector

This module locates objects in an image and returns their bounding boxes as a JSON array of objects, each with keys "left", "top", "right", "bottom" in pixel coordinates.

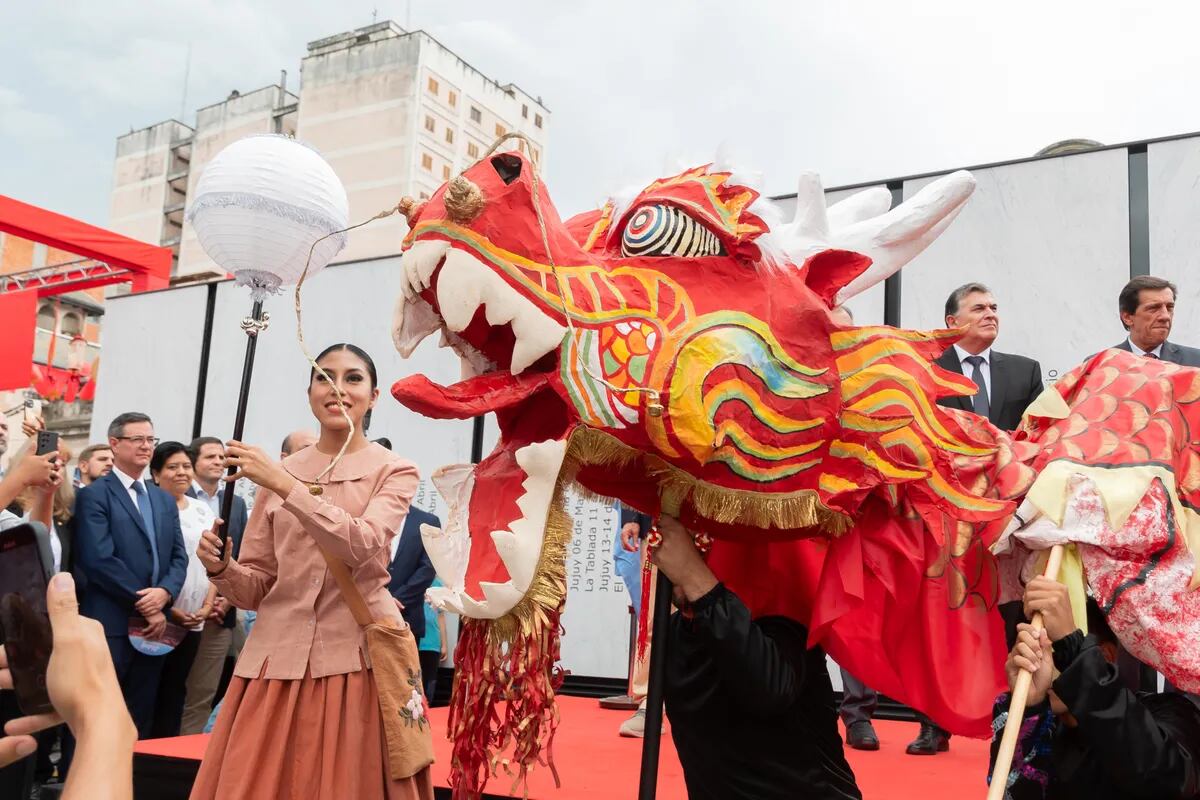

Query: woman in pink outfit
[{"left": 191, "top": 343, "right": 433, "bottom": 800}]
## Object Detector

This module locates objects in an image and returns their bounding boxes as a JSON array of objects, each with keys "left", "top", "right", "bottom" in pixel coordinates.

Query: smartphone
[
  {"left": 0, "top": 523, "right": 55, "bottom": 715},
  {"left": 35, "top": 430, "right": 59, "bottom": 460}
]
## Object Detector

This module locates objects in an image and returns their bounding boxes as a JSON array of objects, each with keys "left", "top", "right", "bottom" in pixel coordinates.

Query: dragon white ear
[{"left": 832, "top": 170, "right": 976, "bottom": 304}]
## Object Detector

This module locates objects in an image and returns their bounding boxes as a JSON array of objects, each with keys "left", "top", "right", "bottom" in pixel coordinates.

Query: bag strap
[{"left": 314, "top": 541, "right": 374, "bottom": 629}]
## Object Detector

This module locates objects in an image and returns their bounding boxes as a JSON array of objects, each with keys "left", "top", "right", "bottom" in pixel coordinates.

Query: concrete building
[
  {"left": 108, "top": 20, "right": 549, "bottom": 279},
  {"left": 0, "top": 235, "right": 104, "bottom": 467}
]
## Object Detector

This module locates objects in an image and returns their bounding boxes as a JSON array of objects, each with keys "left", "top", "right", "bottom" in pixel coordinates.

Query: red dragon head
[
  {"left": 388, "top": 148, "right": 1016, "bottom": 791},
  {"left": 392, "top": 148, "right": 993, "bottom": 620}
]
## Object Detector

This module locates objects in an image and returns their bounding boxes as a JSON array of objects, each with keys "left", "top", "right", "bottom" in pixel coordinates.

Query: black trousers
[
  {"left": 838, "top": 668, "right": 878, "bottom": 727},
  {"left": 151, "top": 630, "right": 202, "bottom": 738},
  {"left": 418, "top": 649, "right": 440, "bottom": 701}
]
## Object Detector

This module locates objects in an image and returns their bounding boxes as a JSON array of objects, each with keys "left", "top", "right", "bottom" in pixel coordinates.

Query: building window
[
  {"left": 427, "top": 77, "right": 439, "bottom": 95},
  {"left": 517, "top": 141, "right": 525, "bottom": 153},
  {"left": 421, "top": 153, "right": 433, "bottom": 172},
  {"left": 424, "top": 116, "right": 436, "bottom": 133},
  {"left": 419, "top": 191, "right": 430, "bottom": 200},
  {"left": 448, "top": 90, "right": 457, "bottom": 107},
  {"left": 495, "top": 123, "right": 506, "bottom": 137},
  {"left": 469, "top": 106, "right": 482, "bottom": 124},
  {"left": 60, "top": 312, "right": 83, "bottom": 337},
  {"left": 467, "top": 142, "right": 479, "bottom": 158},
  {"left": 443, "top": 165, "right": 452, "bottom": 180},
  {"left": 522, "top": 104, "right": 528, "bottom": 119},
  {"left": 36, "top": 303, "right": 56, "bottom": 331},
  {"left": 535, "top": 113, "right": 543, "bottom": 129},
  {"left": 445, "top": 128, "right": 454, "bottom": 145},
  {"left": 531, "top": 147, "right": 540, "bottom": 163}
]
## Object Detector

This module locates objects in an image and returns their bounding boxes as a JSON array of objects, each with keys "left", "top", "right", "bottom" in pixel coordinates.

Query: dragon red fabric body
[{"left": 388, "top": 150, "right": 1200, "bottom": 796}]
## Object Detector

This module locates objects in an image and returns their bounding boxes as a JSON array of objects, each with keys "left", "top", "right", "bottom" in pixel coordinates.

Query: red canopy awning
[{"left": 0, "top": 195, "right": 171, "bottom": 390}]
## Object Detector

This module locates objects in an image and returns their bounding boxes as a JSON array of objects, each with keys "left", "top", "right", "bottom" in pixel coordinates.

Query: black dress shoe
[
  {"left": 845, "top": 721, "right": 880, "bottom": 751},
  {"left": 905, "top": 723, "right": 950, "bottom": 755}
]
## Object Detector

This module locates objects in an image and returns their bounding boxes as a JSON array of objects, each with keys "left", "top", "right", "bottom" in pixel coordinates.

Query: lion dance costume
[{"left": 388, "top": 148, "right": 1200, "bottom": 796}]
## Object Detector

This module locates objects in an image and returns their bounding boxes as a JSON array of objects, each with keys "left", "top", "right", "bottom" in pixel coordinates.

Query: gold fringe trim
[
  {"left": 565, "top": 426, "right": 851, "bottom": 534},
  {"left": 486, "top": 474, "right": 574, "bottom": 644}
]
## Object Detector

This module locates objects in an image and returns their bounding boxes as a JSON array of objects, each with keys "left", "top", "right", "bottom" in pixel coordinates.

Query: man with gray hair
[
  {"left": 73, "top": 411, "right": 188, "bottom": 741},
  {"left": 934, "top": 282, "right": 1044, "bottom": 432},
  {"left": 914, "top": 283, "right": 1043, "bottom": 757}
]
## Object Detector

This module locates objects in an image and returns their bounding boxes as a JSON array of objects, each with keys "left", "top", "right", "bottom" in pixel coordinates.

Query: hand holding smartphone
[{"left": 0, "top": 523, "right": 54, "bottom": 714}]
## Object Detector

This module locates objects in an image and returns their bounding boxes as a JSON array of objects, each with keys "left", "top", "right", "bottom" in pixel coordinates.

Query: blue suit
[
  {"left": 386, "top": 507, "right": 439, "bottom": 640},
  {"left": 73, "top": 470, "right": 188, "bottom": 737}
]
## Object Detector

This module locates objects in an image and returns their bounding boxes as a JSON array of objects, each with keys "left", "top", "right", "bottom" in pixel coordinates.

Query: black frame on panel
[
  {"left": 1127, "top": 144, "right": 1150, "bottom": 278},
  {"left": 884, "top": 182, "right": 904, "bottom": 327},
  {"left": 191, "top": 282, "right": 218, "bottom": 439}
]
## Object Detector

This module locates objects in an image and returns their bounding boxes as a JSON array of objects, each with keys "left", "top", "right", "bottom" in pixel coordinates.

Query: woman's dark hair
[
  {"left": 310, "top": 343, "right": 379, "bottom": 431},
  {"left": 150, "top": 441, "right": 193, "bottom": 478}
]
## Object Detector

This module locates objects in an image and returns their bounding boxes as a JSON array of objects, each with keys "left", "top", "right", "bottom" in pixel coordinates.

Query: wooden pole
[{"left": 985, "top": 544, "right": 1065, "bottom": 800}]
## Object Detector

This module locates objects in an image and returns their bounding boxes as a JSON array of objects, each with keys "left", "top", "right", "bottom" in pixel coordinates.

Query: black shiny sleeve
[
  {"left": 686, "top": 583, "right": 808, "bottom": 717},
  {"left": 1052, "top": 634, "right": 1194, "bottom": 797}
]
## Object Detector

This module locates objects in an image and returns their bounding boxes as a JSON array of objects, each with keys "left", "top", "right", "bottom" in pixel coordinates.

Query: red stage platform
[{"left": 134, "top": 695, "right": 990, "bottom": 799}]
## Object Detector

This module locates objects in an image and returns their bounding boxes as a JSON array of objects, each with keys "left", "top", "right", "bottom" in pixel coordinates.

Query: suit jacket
[
  {"left": 386, "top": 506, "right": 439, "bottom": 640},
  {"left": 935, "top": 349, "right": 1044, "bottom": 432},
  {"left": 186, "top": 486, "right": 249, "bottom": 628},
  {"left": 73, "top": 471, "right": 189, "bottom": 636},
  {"left": 1112, "top": 339, "right": 1200, "bottom": 368}
]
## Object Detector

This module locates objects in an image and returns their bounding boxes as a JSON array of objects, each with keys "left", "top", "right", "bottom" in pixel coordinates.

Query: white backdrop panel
[
  {"left": 198, "top": 257, "right": 474, "bottom": 521},
  {"left": 1149, "top": 138, "right": 1200, "bottom": 343},
  {"left": 89, "top": 284, "right": 210, "bottom": 443},
  {"left": 900, "top": 150, "right": 1131, "bottom": 383},
  {"left": 772, "top": 187, "right": 887, "bottom": 325}
]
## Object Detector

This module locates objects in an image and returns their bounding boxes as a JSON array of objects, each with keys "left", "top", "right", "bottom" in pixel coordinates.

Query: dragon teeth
[
  {"left": 432, "top": 247, "right": 566, "bottom": 376},
  {"left": 419, "top": 439, "right": 567, "bottom": 618}
]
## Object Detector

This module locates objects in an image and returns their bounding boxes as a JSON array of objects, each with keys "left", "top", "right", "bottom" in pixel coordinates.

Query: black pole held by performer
[
  {"left": 218, "top": 299, "right": 268, "bottom": 556},
  {"left": 637, "top": 565, "right": 673, "bottom": 800}
]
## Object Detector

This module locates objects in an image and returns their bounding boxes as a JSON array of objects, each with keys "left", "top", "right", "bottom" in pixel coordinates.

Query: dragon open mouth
[{"left": 392, "top": 239, "right": 572, "bottom": 619}]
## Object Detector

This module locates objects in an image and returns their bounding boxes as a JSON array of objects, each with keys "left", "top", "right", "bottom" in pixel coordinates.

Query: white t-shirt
[{"left": 175, "top": 496, "right": 216, "bottom": 631}]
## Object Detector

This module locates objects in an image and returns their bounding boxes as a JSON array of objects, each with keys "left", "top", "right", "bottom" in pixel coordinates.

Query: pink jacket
[{"left": 212, "top": 441, "right": 418, "bottom": 680}]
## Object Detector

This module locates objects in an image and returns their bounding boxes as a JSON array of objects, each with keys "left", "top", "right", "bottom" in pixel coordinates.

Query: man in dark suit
[
  {"left": 1112, "top": 275, "right": 1200, "bottom": 366},
  {"left": 935, "top": 282, "right": 1044, "bottom": 432},
  {"left": 73, "top": 412, "right": 188, "bottom": 738},
  {"left": 909, "top": 284, "right": 1045, "bottom": 757},
  {"left": 179, "top": 436, "right": 249, "bottom": 734},
  {"left": 386, "top": 506, "right": 439, "bottom": 637}
]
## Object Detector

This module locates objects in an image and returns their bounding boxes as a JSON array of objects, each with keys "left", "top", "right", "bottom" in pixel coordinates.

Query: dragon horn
[
  {"left": 832, "top": 170, "right": 976, "bottom": 305},
  {"left": 827, "top": 186, "right": 893, "bottom": 230},
  {"left": 789, "top": 171, "right": 830, "bottom": 240}
]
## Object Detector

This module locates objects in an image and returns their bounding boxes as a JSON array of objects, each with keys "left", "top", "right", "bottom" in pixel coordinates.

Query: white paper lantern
[{"left": 186, "top": 134, "right": 349, "bottom": 299}]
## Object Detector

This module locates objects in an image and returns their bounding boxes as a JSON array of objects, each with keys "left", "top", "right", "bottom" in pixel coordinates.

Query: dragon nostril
[{"left": 491, "top": 154, "right": 522, "bottom": 185}]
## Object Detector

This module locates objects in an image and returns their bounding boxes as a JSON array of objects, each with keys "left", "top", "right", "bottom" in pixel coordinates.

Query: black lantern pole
[
  {"left": 217, "top": 299, "right": 268, "bottom": 556},
  {"left": 636, "top": 569, "right": 674, "bottom": 800}
]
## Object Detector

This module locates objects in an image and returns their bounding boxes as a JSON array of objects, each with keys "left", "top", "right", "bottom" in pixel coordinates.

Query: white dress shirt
[
  {"left": 191, "top": 480, "right": 222, "bottom": 516},
  {"left": 389, "top": 527, "right": 403, "bottom": 563},
  {"left": 1127, "top": 338, "right": 1164, "bottom": 359},
  {"left": 113, "top": 465, "right": 149, "bottom": 509},
  {"left": 953, "top": 344, "right": 993, "bottom": 399}
]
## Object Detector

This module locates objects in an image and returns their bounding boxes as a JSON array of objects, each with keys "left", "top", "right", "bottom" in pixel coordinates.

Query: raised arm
[
  {"left": 280, "top": 462, "right": 418, "bottom": 567},
  {"left": 208, "top": 496, "right": 278, "bottom": 610}
]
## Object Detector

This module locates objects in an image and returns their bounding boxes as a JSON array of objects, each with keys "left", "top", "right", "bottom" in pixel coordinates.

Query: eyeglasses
[{"left": 115, "top": 436, "right": 160, "bottom": 447}]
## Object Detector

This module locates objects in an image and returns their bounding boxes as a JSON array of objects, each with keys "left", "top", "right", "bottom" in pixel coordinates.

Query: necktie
[
  {"left": 132, "top": 481, "right": 161, "bottom": 584},
  {"left": 1147, "top": 353, "right": 1160, "bottom": 360},
  {"left": 964, "top": 355, "right": 990, "bottom": 418}
]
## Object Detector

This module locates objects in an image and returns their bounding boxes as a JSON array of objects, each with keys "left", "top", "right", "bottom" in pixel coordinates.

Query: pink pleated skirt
[{"left": 189, "top": 668, "right": 433, "bottom": 800}]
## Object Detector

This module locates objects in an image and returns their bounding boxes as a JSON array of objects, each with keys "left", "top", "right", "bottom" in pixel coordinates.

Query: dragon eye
[{"left": 621, "top": 204, "right": 725, "bottom": 258}]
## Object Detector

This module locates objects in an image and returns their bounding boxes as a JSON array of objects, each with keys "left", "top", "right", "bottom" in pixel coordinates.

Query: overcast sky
[{"left": 3, "top": 1, "right": 1200, "bottom": 227}]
